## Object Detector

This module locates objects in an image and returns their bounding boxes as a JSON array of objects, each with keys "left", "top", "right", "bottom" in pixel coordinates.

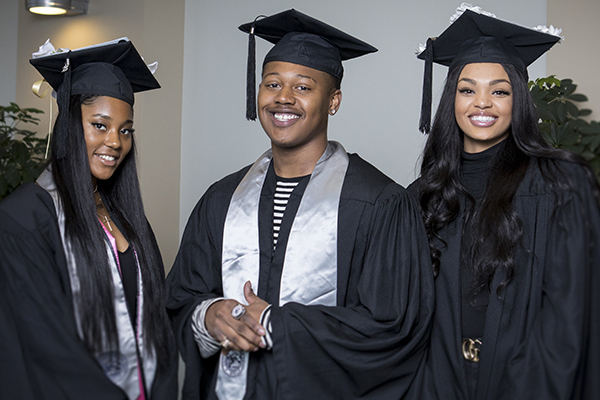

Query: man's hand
[
  {"left": 205, "top": 281, "right": 269, "bottom": 353},
  {"left": 243, "top": 280, "right": 270, "bottom": 322}
]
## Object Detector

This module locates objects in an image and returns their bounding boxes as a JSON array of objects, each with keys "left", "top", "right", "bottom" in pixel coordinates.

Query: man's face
[{"left": 257, "top": 61, "right": 341, "bottom": 153}]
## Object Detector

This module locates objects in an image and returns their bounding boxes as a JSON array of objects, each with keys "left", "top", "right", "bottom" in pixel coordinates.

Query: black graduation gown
[
  {"left": 0, "top": 183, "right": 178, "bottom": 400},
  {"left": 408, "top": 160, "right": 600, "bottom": 399},
  {"left": 166, "top": 153, "right": 434, "bottom": 400}
]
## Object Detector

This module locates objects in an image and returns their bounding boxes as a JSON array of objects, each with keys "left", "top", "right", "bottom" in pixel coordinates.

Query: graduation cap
[
  {"left": 30, "top": 39, "right": 159, "bottom": 106},
  {"left": 417, "top": 6, "right": 562, "bottom": 133},
  {"left": 239, "top": 9, "right": 378, "bottom": 120},
  {"left": 30, "top": 38, "right": 159, "bottom": 158}
]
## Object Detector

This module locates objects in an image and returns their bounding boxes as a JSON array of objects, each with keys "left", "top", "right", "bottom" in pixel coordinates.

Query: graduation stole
[
  {"left": 216, "top": 141, "right": 349, "bottom": 400},
  {"left": 36, "top": 168, "right": 156, "bottom": 399}
]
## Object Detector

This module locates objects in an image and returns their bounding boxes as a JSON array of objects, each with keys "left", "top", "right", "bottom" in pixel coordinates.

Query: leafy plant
[
  {"left": 0, "top": 102, "right": 48, "bottom": 200},
  {"left": 529, "top": 76, "right": 600, "bottom": 180}
]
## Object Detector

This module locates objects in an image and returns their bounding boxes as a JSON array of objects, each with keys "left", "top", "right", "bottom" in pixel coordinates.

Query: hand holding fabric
[
  {"left": 243, "top": 281, "right": 269, "bottom": 323},
  {"left": 205, "top": 291, "right": 266, "bottom": 353}
]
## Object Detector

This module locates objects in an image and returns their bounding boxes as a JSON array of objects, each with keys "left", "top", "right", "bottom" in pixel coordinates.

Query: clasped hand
[{"left": 205, "top": 281, "right": 269, "bottom": 353}]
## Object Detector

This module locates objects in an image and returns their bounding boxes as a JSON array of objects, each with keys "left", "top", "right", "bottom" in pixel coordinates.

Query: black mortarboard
[
  {"left": 417, "top": 7, "right": 562, "bottom": 133},
  {"left": 239, "top": 9, "right": 378, "bottom": 120},
  {"left": 30, "top": 39, "right": 159, "bottom": 106},
  {"left": 30, "top": 39, "right": 159, "bottom": 158}
]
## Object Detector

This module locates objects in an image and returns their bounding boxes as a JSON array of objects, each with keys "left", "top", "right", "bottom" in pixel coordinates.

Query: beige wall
[
  {"left": 16, "top": 0, "right": 185, "bottom": 272},
  {"left": 547, "top": 0, "right": 600, "bottom": 121}
]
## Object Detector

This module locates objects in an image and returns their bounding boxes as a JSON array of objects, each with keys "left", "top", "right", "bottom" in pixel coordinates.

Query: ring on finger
[
  {"left": 221, "top": 338, "right": 231, "bottom": 349},
  {"left": 231, "top": 304, "right": 246, "bottom": 320}
]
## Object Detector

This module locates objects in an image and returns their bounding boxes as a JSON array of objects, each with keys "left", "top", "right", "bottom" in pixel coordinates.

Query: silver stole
[
  {"left": 216, "top": 141, "right": 349, "bottom": 400},
  {"left": 36, "top": 168, "right": 157, "bottom": 400}
]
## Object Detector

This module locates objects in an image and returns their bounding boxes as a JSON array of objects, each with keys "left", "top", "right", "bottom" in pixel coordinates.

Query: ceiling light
[{"left": 27, "top": 0, "right": 88, "bottom": 16}]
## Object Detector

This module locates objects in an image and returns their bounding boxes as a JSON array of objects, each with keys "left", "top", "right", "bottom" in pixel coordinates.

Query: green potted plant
[
  {"left": 529, "top": 76, "right": 600, "bottom": 181},
  {"left": 0, "top": 102, "right": 48, "bottom": 200}
]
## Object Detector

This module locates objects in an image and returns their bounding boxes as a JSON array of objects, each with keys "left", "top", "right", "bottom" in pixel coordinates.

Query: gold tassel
[{"left": 32, "top": 79, "right": 54, "bottom": 159}]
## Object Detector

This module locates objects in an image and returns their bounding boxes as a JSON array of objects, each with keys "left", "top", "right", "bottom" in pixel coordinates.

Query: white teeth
[
  {"left": 97, "top": 154, "right": 116, "bottom": 161},
  {"left": 274, "top": 113, "right": 299, "bottom": 122},
  {"left": 470, "top": 115, "right": 497, "bottom": 122}
]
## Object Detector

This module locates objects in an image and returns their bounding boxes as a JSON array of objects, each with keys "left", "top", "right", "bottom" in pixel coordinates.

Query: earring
[{"left": 330, "top": 109, "right": 336, "bottom": 115}]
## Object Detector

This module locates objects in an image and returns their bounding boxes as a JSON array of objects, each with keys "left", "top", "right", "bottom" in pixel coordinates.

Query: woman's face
[
  {"left": 455, "top": 63, "right": 513, "bottom": 153},
  {"left": 81, "top": 96, "right": 134, "bottom": 183},
  {"left": 257, "top": 61, "right": 341, "bottom": 153}
]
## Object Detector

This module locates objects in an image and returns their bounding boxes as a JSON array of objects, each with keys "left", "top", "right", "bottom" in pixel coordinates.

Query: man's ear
[{"left": 329, "top": 90, "right": 342, "bottom": 115}]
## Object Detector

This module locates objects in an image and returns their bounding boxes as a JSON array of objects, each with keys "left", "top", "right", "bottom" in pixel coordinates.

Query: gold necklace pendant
[
  {"left": 101, "top": 214, "right": 113, "bottom": 232},
  {"left": 94, "top": 191, "right": 112, "bottom": 232}
]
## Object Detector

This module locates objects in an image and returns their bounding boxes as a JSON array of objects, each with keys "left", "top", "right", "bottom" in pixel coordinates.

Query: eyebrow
[
  {"left": 263, "top": 72, "right": 317, "bottom": 82},
  {"left": 91, "top": 114, "right": 133, "bottom": 125},
  {"left": 459, "top": 77, "right": 512, "bottom": 86},
  {"left": 296, "top": 74, "right": 317, "bottom": 82},
  {"left": 92, "top": 113, "right": 113, "bottom": 121}
]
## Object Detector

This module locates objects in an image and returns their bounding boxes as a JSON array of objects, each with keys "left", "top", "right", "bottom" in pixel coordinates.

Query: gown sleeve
[
  {"left": 165, "top": 184, "right": 233, "bottom": 399},
  {"left": 166, "top": 169, "right": 434, "bottom": 400},
  {"left": 269, "top": 184, "right": 434, "bottom": 399},
  {"left": 502, "top": 167, "right": 600, "bottom": 400},
  {"left": 0, "top": 185, "right": 127, "bottom": 400}
]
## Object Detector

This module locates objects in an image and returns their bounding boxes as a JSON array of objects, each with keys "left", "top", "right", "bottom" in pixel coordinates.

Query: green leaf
[
  {"left": 15, "top": 141, "right": 30, "bottom": 164},
  {"left": 531, "top": 88, "right": 549, "bottom": 102},
  {"left": 561, "top": 78, "right": 573, "bottom": 87},
  {"left": 561, "top": 132, "right": 579, "bottom": 146},
  {"left": 580, "top": 124, "right": 600, "bottom": 135},
  {"left": 565, "top": 101, "right": 579, "bottom": 118},
  {"left": 558, "top": 122, "right": 578, "bottom": 145},
  {"left": 0, "top": 177, "right": 8, "bottom": 199},
  {"left": 557, "top": 102, "right": 567, "bottom": 123},
  {"left": 567, "top": 93, "right": 588, "bottom": 102},
  {"left": 588, "top": 135, "right": 600, "bottom": 151},
  {"left": 580, "top": 149, "right": 596, "bottom": 160},
  {"left": 563, "top": 82, "right": 577, "bottom": 97},
  {"left": 590, "top": 160, "right": 600, "bottom": 183},
  {"left": 548, "top": 76, "right": 562, "bottom": 88},
  {"left": 22, "top": 169, "right": 37, "bottom": 183},
  {"left": 570, "top": 119, "right": 587, "bottom": 129},
  {"left": 536, "top": 107, "right": 556, "bottom": 122},
  {"left": 540, "top": 130, "right": 554, "bottom": 146},
  {"left": 550, "top": 123, "right": 560, "bottom": 145},
  {"left": 5, "top": 167, "right": 20, "bottom": 187},
  {"left": 547, "top": 88, "right": 561, "bottom": 99},
  {"left": 578, "top": 109, "right": 592, "bottom": 117},
  {"left": 22, "top": 107, "right": 44, "bottom": 115}
]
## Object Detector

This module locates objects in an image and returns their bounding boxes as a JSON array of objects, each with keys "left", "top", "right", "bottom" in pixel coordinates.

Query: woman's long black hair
[
  {"left": 50, "top": 94, "right": 174, "bottom": 369},
  {"left": 418, "top": 62, "right": 600, "bottom": 297}
]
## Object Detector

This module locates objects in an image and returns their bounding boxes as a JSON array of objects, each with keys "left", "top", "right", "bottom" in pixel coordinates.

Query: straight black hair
[{"left": 50, "top": 94, "right": 174, "bottom": 369}]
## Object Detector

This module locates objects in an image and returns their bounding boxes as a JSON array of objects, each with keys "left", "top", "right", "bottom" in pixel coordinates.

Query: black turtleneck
[{"left": 460, "top": 141, "right": 504, "bottom": 339}]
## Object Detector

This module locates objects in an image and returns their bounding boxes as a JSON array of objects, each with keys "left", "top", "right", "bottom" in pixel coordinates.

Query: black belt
[{"left": 462, "top": 338, "right": 482, "bottom": 362}]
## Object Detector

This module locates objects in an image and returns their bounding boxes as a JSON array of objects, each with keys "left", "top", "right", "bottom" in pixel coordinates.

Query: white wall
[
  {"left": 179, "top": 0, "right": 548, "bottom": 231},
  {"left": 547, "top": 0, "right": 600, "bottom": 121},
  {"left": 0, "top": 0, "right": 19, "bottom": 105}
]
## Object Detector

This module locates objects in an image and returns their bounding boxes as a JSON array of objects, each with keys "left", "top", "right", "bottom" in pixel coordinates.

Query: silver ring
[
  {"left": 221, "top": 338, "right": 231, "bottom": 349},
  {"left": 231, "top": 304, "right": 246, "bottom": 320}
]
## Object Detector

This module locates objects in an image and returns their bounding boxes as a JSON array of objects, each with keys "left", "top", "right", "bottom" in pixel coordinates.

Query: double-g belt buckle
[{"left": 462, "top": 338, "right": 482, "bottom": 362}]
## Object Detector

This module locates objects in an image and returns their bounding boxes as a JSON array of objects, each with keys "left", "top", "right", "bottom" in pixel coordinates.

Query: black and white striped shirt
[{"left": 273, "top": 179, "right": 301, "bottom": 248}]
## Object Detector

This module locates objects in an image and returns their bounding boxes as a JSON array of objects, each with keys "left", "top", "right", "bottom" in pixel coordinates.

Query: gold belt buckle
[{"left": 462, "top": 338, "right": 482, "bottom": 363}]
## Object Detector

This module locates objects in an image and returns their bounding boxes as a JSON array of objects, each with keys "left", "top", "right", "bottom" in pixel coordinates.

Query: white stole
[
  {"left": 216, "top": 141, "right": 349, "bottom": 399},
  {"left": 36, "top": 168, "right": 156, "bottom": 399}
]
